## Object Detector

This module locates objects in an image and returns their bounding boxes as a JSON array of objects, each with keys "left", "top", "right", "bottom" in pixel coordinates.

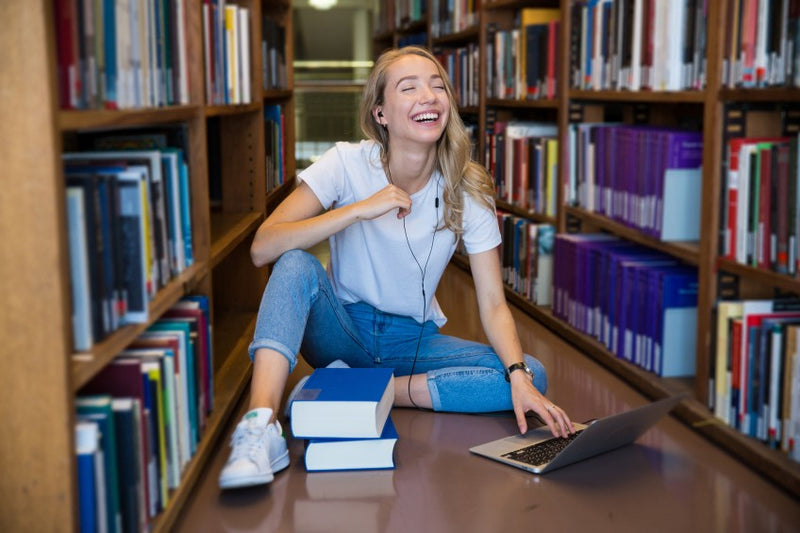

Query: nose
[{"left": 419, "top": 84, "right": 436, "bottom": 104}]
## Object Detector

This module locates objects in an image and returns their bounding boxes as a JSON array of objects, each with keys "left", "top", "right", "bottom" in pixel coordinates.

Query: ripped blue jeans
[{"left": 249, "top": 250, "right": 548, "bottom": 412}]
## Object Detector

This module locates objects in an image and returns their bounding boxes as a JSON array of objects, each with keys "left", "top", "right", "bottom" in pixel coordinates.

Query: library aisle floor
[{"left": 175, "top": 264, "right": 800, "bottom": 532}]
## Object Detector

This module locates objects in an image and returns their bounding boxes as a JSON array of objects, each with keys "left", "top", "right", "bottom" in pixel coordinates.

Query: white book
[
  {"left": 225, "top": 5, "right": 239, "bottom": 104},
  {"left": 128, "top": 0, "right": 142, "bottom": 107},
  {"left": 238, "top": 7, "right": 251, "bottom": 104},
  {"left": 138, "top": 0, "right": 151, "bottom": 107},
  {"left": 66, "top": 187, "right": 94, "bottom": 351},
  {"left": 630, "top": 0, "right": 644, "bottom": 90},
  {"left": 754, "top": 0, "right": 770, "bottom": 87},
  {"left": 176, "top": 0, "right": 189, "bottom": 104}
]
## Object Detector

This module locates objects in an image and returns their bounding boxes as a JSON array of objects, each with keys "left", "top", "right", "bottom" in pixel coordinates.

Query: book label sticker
[{"left": 295, "top": 389, "right": 321, "bottom": 401}]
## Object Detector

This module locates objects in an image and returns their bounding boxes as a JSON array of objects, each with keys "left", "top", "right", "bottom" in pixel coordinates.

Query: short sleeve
[
  {"left": 461, "top": 194, "right": 501, "bottom": 254},
  {"left": 297, "top": 144, "right": 347, "bottom": 209}
]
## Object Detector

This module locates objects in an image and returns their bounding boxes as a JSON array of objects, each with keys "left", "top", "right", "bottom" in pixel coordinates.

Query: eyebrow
[{"left": 395, "top": 74, "right": 444, "bottom": 88}]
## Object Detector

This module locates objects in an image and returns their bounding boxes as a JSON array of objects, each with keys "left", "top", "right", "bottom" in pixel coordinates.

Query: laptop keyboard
[{"left": 502, "top": 430, "right": 584, "bottom": 466}]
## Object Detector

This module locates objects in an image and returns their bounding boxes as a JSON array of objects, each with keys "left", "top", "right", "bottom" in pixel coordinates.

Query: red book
[
  {"left": 163, "top": 307, "right": 211, "bottom": 416},
  {"left": 547, "top": 20, "right": 558, "bottom": 99},
  {"left": 775, "top": 143, "right": 791, "bottom": 273},
  {"left": 54, "top": 0, "right": 81, "bottom": 108},
  {"left": 757, "top": 144, "right": 773, "bottom": 269}
]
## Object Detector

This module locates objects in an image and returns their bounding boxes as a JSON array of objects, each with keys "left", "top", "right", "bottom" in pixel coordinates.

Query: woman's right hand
[{"left": 358, "top": 184, "right": 413, "bottom": 219}]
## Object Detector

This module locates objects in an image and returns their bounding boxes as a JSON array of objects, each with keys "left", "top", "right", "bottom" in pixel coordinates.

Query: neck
[{"left": 386, "top": 145, "right": 437, "bottom": 194}]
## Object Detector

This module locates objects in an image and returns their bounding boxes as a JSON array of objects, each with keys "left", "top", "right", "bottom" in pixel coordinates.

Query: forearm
[
  {"left": 479, "top": 300, "right": 525, "bottom": 370},
  {"left": 251, "top": 202, "right": 364, "bottom": 267}
]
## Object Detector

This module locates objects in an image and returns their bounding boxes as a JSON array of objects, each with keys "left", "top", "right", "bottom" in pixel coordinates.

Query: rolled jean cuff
[
  {"left": 248, "top": 338, "right": 297, "bottom": 372},
  {"left": 427, "top": 372, "right": 443, "bottom": 411},
  {"left": 427, "top": 366, "right": 510, "bottom": 413}
]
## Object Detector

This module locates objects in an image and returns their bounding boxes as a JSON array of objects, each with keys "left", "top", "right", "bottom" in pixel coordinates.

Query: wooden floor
[{"left": 174, "top": 264, "right": 800, "bottom": 532}]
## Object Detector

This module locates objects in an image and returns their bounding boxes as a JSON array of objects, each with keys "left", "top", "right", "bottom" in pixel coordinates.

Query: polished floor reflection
[{"left": 175, "top": 265, "right": 800, "bottom": 533}]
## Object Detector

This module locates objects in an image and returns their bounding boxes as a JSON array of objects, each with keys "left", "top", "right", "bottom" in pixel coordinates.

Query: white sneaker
[
  {"left": 218, "top": 407, "right": 290, "bottom": 489},
  {"left": 283, "top": 359, "right": 350, "bottom": 418}
]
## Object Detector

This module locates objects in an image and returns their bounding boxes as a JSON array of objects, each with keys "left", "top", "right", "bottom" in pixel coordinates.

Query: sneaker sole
[
  {"left": 271, "top": 449, "right": 290, "bottom": 473},
  {"left": 219, "top": 471, "right": 274, "bottom": 490},
  {"left": 218, "top": 450, "right": 290, "bottom": 490}
]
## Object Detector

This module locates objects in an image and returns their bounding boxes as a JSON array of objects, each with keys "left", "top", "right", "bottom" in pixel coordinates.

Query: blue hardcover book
[
  {"left": 75, "top": 421, "right": 99, "bottom": 533},
  {"left": 617, "top": 258, "right": 677, "bottom": 362},
  {"left": 290, "top": 368, "right": 395, "bottom": 439},
  {"left": 304, "top": 416, "right": 399, "bottom": 472},
  {"left": 76, "top": 395, "right": 122, "bottom": 533},
  {"left": 607, "top": 248, "right": 674, "bottom": 355},
  {"left": 178, "top": 157, "right": 193, "bottom": 266},
  {"left": 654, "top": 269, "right": 699, "bottom": 377},
  {"left": 182, "top": 295, "right": 212, "bottom": 409}
]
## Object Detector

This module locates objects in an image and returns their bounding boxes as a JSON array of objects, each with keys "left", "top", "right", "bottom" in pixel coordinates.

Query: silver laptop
[{"left": 470, "top": 395, "right": 684, "bottom": 474}]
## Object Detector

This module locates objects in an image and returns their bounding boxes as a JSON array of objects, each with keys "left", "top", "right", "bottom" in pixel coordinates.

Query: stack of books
[{"left": 289, "top": 367, "right": 398, "bottom": 472}]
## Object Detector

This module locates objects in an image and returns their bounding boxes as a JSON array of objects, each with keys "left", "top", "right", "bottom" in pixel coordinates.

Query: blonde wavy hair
[{"left": 359, "top": 46, "right": 495, "bottom": 239}]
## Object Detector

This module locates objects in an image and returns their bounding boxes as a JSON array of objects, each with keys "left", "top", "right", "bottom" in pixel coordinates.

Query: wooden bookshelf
[
  {"left": 375, "top": 0, "right": 800, "bottom": 498},
  {"left": 0, "top": 0, "right": 295, "bottom": 530}
]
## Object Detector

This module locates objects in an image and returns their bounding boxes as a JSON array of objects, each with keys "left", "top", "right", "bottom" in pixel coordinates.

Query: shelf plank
[
  {"left": 565, "top": 206, "right": 701, "bottom": 264},
  {"left": 397, "top": 19, "right": 426, "bottom": 34},
  {"left": 496, "top": 199, "right": 557, "bottom": 224},
  {"left": 209, "top": 212, "right": 264, "bottom": 269},
  {"left": 59, "top": 105, "right": 201, "bottom": 131},
  {"left": 263, "top": 89, "right": 294, "bottom": 101},
  {"left": 71, "top": 262, "right": 207, "bottom": 391},
  {"left": 150, "top": 311, "right": 256, "bottom": 533},
  {"left": 483, "top": 0, "right": 560, "bottom": 10},
  {"left": 569, "top": 89, "right": 706, "bottom": 103},
  {"left": 719, "top": 87, "right": 800, "bottom": 102},
  {"left": 486, "top": 98, "right": 559, "bottom": 109},
  {"left": 204, "top": 102, "right": 262, "bottom": 117},
  {"left": 717, "top": 258, "right": 800, "bottom": 296},
  {"left": 432, "top": 25, "right": 480, "bottom": 45}
]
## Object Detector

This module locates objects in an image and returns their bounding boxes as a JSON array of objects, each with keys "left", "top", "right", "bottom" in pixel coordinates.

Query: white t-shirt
[{"left": 298, "top": 140, "right": 501, "bottom": 326}]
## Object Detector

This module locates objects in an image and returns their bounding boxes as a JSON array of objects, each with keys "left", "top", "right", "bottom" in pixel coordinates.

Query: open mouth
[{"left": 412, "top": 112, "right": 440, "bottom": 124}]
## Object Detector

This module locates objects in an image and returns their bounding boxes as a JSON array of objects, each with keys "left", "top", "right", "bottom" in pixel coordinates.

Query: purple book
[{"left": 655, "top": 131, "right": 703, "bottom": 238}]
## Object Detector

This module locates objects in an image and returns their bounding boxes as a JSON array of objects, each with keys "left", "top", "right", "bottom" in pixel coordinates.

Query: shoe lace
[{"left": 229, "top": 423, "right": 267, "bottom": 462}]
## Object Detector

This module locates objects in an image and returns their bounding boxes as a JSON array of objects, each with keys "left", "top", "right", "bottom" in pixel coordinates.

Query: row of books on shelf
[
  {"left": 720, "top": 133, "right": 800, "bottom": 277},
  {"left": 290, "top": 368, "right": 397, "bottom": 472},
  {"left": 553, "top": 234, "right": 699, "bottom": 378},
  {"left": 54, "top": 0, "right": 191, "bottom": 110},
  {"left": 64, "top": 129, "right": 194, "bottom": 352},
  {"left": 569, "top": 0, "right": 707, "bottom": 92},
  {"left": 434, "top": 44, "right": 480, "bottom": 108},
  {"left": 721, "top": 0, "right": 800, "bottom": 89},
  {"left": 262, "top": 16, "right": 289, "bottom": 91},
  {"left": 711, "top": 298, "right": 800, "bottom": 462},
  {"left": 392, "top": 0, "right": 427, "bottom": 32},
  {"left": 566, "top": 123, "right": 704, "bottom": 241},
  {"left": 486, "top": 8, "right": 560, "bottom": 101},
  {"left": 485, "top": 120, "right": 559, "bottom": 217},
  {"left": 497, "top": 213, "right": 555, "bottom": 307},
  {"left": 430, "top": 0, "right": 478, "bottom": 39},
  {"left": 74, "top": 296, "right": 213, "bottom": 533},
  {"left": 202, "top": 1, "right": 252, "bottom": 106}
]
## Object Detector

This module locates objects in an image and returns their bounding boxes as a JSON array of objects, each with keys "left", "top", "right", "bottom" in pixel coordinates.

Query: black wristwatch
[{"left": 505, "top": 362, "right": 534, "bottom": 382}]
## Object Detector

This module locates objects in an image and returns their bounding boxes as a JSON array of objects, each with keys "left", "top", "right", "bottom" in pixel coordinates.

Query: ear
[{"left": 373, "top": 108, "right": 384, "bottom": 124}]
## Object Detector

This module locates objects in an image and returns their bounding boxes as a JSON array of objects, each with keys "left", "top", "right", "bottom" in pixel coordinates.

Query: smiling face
[{"left": 374, "top": 54, "right": 451, "bottom": 149}]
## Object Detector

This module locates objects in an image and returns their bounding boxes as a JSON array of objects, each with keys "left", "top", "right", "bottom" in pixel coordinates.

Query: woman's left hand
[{"left": 509, "top": 371, "right": 574, "bottom": 437}]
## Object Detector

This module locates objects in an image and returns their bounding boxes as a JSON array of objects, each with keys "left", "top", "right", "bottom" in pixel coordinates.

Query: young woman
[{"left": 219, "top": 46, "right": 574, "bottom": 489}]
